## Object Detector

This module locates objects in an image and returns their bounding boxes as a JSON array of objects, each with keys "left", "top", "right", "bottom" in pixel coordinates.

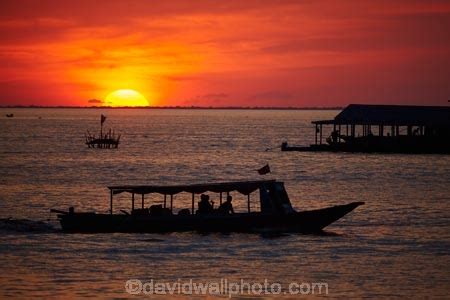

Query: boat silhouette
[
  {"left": 85, "top": 114, "right": 120, "bottom": 148},
  {"left": 51, "top": 180, "right": 364, "bottom": 233}
]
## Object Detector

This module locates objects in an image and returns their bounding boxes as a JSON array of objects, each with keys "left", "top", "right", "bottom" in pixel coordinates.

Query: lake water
[{"left": 0, "top": 108, "right": 449, "bottom": 298}]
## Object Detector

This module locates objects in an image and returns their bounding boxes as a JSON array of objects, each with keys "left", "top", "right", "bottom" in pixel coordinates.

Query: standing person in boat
[
  {"left": 218, "top": 195, "right": 234, "bottom": 215},
  {"left": 197, "top": 194, "right": 214, "bottom": 214},
  {"left": 331, "top": 130, "right": 339, "bottom": 143}
]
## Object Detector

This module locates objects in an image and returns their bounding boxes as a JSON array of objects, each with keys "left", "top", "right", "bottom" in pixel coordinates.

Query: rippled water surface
[{"left": 0, "top": 108, "right": 449, "bottom": 298}]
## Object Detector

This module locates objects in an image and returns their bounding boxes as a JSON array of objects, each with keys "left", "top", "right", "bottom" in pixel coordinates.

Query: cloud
[
  {"left": 184, "top": 92, "right": 229, "bottom": 106},
  {"left": 248, "top": 91, "right": 294, "bottom": 102},
  {"left": 165, "top": 75, "right": 202, "bottom": 81},
  {"left": 199, "top": 93, "right": 229, "bottom": 100},
  {"left": 87, "top": 98, "right": 103, "bottom": 104}
]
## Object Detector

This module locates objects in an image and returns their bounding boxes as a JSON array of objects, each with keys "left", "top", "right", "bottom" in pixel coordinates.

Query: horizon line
[{"left": 0, "top": 105, "right": 344, "bottom": 110}]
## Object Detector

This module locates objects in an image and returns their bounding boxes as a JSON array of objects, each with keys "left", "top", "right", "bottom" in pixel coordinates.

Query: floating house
[{"left": 282, "top": 104, "right": 450, "bottom": 154}]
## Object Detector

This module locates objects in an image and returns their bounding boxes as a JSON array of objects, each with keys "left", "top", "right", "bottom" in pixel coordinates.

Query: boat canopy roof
[{"left": 108, "top": 180, "right": 277, "bottom": 196}]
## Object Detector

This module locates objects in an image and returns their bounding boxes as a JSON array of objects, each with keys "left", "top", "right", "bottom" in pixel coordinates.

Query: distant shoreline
[{"left": 0, "top": 105, "right": 342, "bottom": 110}]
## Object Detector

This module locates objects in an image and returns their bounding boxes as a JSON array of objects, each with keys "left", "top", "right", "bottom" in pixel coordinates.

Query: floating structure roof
[{"left": 312, "top": 104, "right": 450, "bottom": 126}]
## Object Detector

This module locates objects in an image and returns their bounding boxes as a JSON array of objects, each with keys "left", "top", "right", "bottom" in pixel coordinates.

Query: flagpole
[{"left": 100, "top": 115, "right": 103, "bottom": 139}]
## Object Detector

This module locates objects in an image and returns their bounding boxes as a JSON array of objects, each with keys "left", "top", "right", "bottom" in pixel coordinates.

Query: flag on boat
[
  {"left": 257, "top": 164, "right": 271, "bottom": 175},
  {"left": 101, "top": 114, "right": 106, "bottom": 124}
]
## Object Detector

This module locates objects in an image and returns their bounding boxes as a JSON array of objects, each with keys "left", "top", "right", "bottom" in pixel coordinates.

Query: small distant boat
[
  {"left": 85, "top": 114, "right": 120, "bottom": 149},
  {"left": 6, "top": 113, "right": 14, "bottom": 118},
  {"left": 51, "top": 180, "right": 364, "bottom": 233}
]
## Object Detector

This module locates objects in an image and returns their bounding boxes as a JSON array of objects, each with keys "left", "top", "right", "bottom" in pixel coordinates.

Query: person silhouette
[
  {"left": 218, "top": 195, "right": 234, "bottom": 214},
  {"left": 197, "top": 194, "right": 214, "bottom": 214}
]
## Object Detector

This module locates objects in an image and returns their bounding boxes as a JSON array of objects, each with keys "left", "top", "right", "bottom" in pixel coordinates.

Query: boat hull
[{"left": 57, "top": 202, "right": 364, "bottom": 233}]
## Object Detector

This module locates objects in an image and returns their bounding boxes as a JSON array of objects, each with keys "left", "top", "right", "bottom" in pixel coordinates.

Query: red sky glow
[{"left": 0, "top": 0, "right": 449, "bottom": 107}]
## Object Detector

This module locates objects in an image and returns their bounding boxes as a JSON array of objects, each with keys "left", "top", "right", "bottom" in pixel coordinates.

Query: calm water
[{"left": 0, "top": 108, "right": 449, "bottom": 298}]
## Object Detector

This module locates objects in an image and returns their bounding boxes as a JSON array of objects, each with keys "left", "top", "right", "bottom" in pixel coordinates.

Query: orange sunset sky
[{"left": 0, "top": 0, "right": 449, "bottom": 107}]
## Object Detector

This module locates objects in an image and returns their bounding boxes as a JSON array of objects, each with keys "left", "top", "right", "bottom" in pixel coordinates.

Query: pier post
[
  {"left": 141, "top": 194, "right": 144, "bottom": 209},
  {"left": 319, "top": 124, "right": 322, "bottom": 144},
  {"left": 110, "top": 189, "right": 113, "bottom": 215},
  {"left": 247, "top": 194, "right": 251, "bottom": 213},
  {"left": 220, "top": 192, "right": 222, "bottom": 205},
  {"left": 132, "top": 193, "right": 135, "bottom": 211},
  {"left": 170, "top": 195, "right": 173, "bottom": 213},
  {"left": 164, "top": 194, "right": 167, "bottom": 208},
  {"left": 315, "top": 124, "right": 318, "bottom": 145},
  {"left": 338, "top": 124, "right": 341, "bottom": 142},
  {"left": 191, "top": 193, "right": 195, "bottom": 214}
]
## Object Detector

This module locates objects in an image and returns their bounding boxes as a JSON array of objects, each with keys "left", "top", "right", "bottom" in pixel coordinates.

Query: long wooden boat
[{"left": 51, "top": 180, "right": 364, "bottom": 233}]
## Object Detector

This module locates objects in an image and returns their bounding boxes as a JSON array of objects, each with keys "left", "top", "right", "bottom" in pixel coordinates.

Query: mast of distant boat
[{"left": 100, "top": 114, "right": 106, "bottom": 139}]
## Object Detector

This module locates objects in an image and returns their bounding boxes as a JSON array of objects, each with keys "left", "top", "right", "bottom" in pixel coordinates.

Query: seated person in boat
[
  {"left": 197, "top": 194, "right": 214, "bottom": 214},
  {"left": 218, "top": 195, "right": 234, "bottom": 215}
]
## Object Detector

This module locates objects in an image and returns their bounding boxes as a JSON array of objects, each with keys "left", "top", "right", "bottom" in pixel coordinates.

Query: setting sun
[{"left": 105, "top": 89, "right": 149, "bottom": 107}]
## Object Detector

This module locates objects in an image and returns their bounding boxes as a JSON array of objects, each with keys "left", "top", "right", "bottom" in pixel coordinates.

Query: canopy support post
[
  {"left": 170, "top": 195, "right": 173, "bottom": 213},
  {"left": 247, "top": 194, "right": 251, "bottom": 213},
  {"left": 132, "top": 193, "right": 135, "bottom": 211},
  {"left": 110, "top": 189, "right": 113, "bottom": 215},
  {"left": 219, "top": 192, "right": 222, "bottom": 205},
  {"left": 338, "top": 124, "right": 341, "bottom": 143},
  {"left": 164, "top": 194, "right": 167, "bottom": 208},
  {"left": 315, "top": 124, "right": 318, "bottom": 145},
  {"left": 191, "top": 193, "right": 195, "bottom": 214},
  {"left": 319, "top": 124, "right": 323, "bottom": 144},
  {"left": 141, "top": 194, "right": 144, "bottom": 209}
]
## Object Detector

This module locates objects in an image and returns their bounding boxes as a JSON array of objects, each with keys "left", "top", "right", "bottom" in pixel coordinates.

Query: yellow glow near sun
[{"left": 105, "top": 89, "right": 149, "bottom": 107}]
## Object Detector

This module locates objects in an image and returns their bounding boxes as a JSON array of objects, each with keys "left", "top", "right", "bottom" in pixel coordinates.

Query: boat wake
[{"left": 0, "top": 218, "right": 58, "bottom": 233}]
